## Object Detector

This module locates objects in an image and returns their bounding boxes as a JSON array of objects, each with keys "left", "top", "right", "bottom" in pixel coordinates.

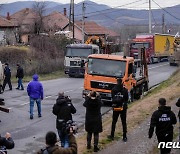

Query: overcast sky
[{"left": 1, "top": 0, "right": 180, "bottom": 9}]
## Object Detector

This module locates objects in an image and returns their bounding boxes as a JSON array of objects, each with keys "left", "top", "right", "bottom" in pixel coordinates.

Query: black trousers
[
  {"left": 111, "top": 109, "right": 127, "bottom": 137},
  {"left": 157, "top": 133, "right": 173, "bottom": 154},
  {"left": 87, "top": 132, "right": 99, "bottom": 146},
  {"left": 2, "top": 77, "right": 12, "bottom": 90}
]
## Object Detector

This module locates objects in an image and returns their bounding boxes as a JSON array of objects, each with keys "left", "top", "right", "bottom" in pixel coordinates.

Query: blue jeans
[
  {"left": 17, "top": 78, "right": 24, "bottom": 90},
  {"left": 57, "top": 129, "right": 69, "bottom": 148},
  {"left": 29, "top": 97, "right": 41, "bottom": 117}
]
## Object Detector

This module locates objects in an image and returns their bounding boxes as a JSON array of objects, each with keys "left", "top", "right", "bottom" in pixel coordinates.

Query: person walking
[
  {"left": 27, "top": 74, "right": 44, "bottom": 120},
  {"left": 83, "top": 91, "right": 102, "bottom": 152},
  {"left": 108, "top": 78, "right": 129, "bottom": 142},
  {"left": 52, "top": 92, "right": 76, "bottom": 148},
  {"left": 16, "top": 64, "right": 24, "bottom": 90},
  {"left": 37, "top": 131, "right": 77, "bottom": 154},
  {"left": 2, "top": 63, "right": 12, "bottom": 91},
  {"left": 148, "top": 98, "right": 177, "bottom": 154}
]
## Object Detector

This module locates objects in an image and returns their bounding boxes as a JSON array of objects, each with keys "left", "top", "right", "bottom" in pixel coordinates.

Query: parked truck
[
  {"left": 0, "top": 61, "right": 3, "bottom": 93},
  {"left": 130, "top": 33, "right": 174, "bottom": 63},
  {"left": 64, "top": 44, "right": 100, "bottom": 77},
  {"left": 169, "top": 36, "right": 180, "bottom": 66},
  {"left": 82, "top": 48, "right": 149, "bottom": 103}
]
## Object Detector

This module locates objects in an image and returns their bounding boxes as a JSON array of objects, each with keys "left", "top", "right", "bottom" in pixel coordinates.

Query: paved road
[{"left": 0, "top": 62, "right": 178, "bottom": 154}]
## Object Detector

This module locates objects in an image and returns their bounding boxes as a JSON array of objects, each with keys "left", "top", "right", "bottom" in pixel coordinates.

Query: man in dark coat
[
  {"left": 83, "top": 91, "right": 102, "bottom": 152},
  {"left": 52, "top": 92, "right": 76, "bottom": 148},
  {"left": 0, "top": 132, "right": 14, "bottom": 153},
  {"left": 149, "top": 98, "right": 177, "bottom": 154},
  {"left": 175, "top": 97, "right": 180, "bottom": 141},
  {"left": 37, "top": 131, "right": 77, "bottom": 154},
  {"left": 108, "top": 78, "right": 129, "bottom": 142},
  {"left": 16, "top": 64, "right": 24, "bottom": 90},
  {"left": 2, "top": 63, "right": 12, "bottom": 91}
]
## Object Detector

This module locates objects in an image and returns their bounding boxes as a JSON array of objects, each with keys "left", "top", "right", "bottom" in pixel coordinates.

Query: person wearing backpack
[
  {"left": 52, "top": 92, "right": 76, "bottom": 148},
  {"left": 108, "top": 78, "right": 129, "bottom": 142},
  {"left": 2, "top": 63, "right": 12, "bottom": 91}
]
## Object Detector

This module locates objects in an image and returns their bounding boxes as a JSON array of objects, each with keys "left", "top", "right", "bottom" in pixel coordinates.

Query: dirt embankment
[{"left": 76, "top": 69, "right": 180, "bottom": 154}]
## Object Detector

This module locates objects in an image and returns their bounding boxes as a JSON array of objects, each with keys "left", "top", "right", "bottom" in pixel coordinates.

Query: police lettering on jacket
[{"left": 159, "top": 114, "right": 170, "bottom": 122}]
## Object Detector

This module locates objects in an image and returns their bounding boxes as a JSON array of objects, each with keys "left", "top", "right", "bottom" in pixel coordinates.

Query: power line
[
  {"left": 75, "top": 0, "right": 145, "bottom": 17},
  {"left": 152, "top": 0, "right": 180, "bottom": 22}
]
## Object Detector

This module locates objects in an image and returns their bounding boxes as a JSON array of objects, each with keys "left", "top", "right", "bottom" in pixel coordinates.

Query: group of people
[
  {"left": 0, "top": 67, "right": 180, "bottom": 154},
  {"left": 2, "top": 63, "right": 24, "bottom": 92}
]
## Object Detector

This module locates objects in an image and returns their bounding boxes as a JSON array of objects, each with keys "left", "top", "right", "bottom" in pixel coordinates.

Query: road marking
[{"left": 148, "top": 63, "right": 168, "bottom": 70}]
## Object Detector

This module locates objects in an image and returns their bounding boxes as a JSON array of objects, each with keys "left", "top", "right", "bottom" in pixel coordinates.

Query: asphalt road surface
[{"left": 0, "top": 62, "right": 178, "bottom": 154}]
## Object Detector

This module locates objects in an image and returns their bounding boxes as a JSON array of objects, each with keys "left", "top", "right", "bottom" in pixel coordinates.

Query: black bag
[{"left": 112, "top": 92, "right": 124, "bottom": 108}]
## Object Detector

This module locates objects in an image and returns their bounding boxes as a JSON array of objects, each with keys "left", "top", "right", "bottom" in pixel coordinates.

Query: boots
[
  {"left": 94, "top": 145, "right": 100, "bottom": 152},
  {"left": 123, "top": 133, "right": 127, "bottom": 142}
]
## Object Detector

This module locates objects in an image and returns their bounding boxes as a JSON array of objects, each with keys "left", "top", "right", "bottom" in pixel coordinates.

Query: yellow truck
[{"left": 130, "top": 33, "right": 175, "bottom": 63}]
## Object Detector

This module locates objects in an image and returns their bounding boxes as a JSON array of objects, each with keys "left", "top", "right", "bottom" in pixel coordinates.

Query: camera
[{"left": 0, "top": 146, "right": 7, "bottom": 154}]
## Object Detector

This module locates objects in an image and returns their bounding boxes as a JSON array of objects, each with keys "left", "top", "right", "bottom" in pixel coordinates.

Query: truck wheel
[
  {"left": 130, "top": 90, "right": 134, "bottom": 103},
  {"left": 0, "top": 85, "right": 3, "bottom": 94},
  {"left": 150, "top": 57, "right": 154, "bottom": 64}
]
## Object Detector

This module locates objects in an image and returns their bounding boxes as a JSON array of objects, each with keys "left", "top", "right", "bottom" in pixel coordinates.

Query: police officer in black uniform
[
  {"left": 149, "top": 98, "right": 177, "bottom": 154},
  {"left": 108, "top": 78, "right": 129, "bottom": 142}
]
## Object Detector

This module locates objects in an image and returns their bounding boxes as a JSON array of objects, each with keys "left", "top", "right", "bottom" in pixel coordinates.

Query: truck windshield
[
  {"left": 66, "top": 48, "right": 93, "bottom": 57},
  {"left": 131, "top": 43, "right": 149, "bottom": 49},
  {"left": 88, "top": 58, "right": 126, "bottom": 77}
]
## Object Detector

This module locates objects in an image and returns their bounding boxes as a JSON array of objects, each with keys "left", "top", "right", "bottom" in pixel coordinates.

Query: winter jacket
[
  {"left": 37, "top": 134, "right": 77, "bottom": 154},
  {"left": 111, "top": 84, "right": 129, "bottom": 110},
  {"left": 27, "top": 74, "right": 44, "bottom": 99},
  {"left": 83, "top": 96, "right": 102, "bottom": 133},
  {"left": 176, "top": 98, "right": 180, "bottom": 118},
  {"left": 52, "top": 96, "right": 76, "bottom": 130},
  {"left": 0, "top": 136, "right": 14, "bottom": 149},
  {"left": 148, "top": 106, "right": 177, "bottom": 138},
  {"left": 16, "top": 66, "right": 24, "bottom": 78},
  {"left": 4, "top": 66, "right": 11, "bottom": 78}
]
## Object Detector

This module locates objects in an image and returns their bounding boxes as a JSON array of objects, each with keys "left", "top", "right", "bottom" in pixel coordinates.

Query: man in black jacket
[
  {"left": 2, "top": 63, "right": 12, "bottom": 91},
  {"left": 52, "top": 92, "right": 76, "bottom": 148},
  {"left": 0, "top": 132, "right": 15, "bottom": 153},
  {"left": 16, "top": 64, "right": 24, "bottom": 90},
  {"left": 149, "top": 98, "right": 177, "bottom": 154},
  {"left": 108, "top": 78, "right": 129, "bottom": 142}
]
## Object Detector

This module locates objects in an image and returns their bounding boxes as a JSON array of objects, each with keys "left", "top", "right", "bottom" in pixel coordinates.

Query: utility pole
[
  {"left": 162, "top": 14, "right": 165, "bottom": 34},
  {"left": 69, "top": 0, "right": 75, "bottom": 40},
  {"left": 82, "top": 1, "right": 85, "bottom": 43},
  {"left": 149, "top": 0, "right": 152, "bottom": 33}
]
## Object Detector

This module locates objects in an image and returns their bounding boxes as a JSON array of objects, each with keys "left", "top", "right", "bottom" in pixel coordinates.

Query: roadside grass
[
  {"left": 0, "top": 46, "right": 29, "bottom": 51},
  {"left": 77, "top": 69, "right": 180, "bottom": 153},
  {"left": 11, "top": 70, "right": 67, "bottom": 83}
]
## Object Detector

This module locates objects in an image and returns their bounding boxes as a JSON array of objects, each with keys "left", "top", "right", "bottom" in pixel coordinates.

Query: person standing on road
[
  {"left": 52, "top": 92, "right": 76, "bottom": 148},
  {"left": 2, "top": 63, "right": 12, "bottom": 91},
  {"left": 16, "top": 64, "right": 24, "bottom": 90},
  {"left": 83, "top": 91, "right": 102, "bottom": 152},
  {"left": 27, "top": 74, "right": 44, "bottom": 120},
  {"left": 108, "top": 78, "right": 129, "bottom": 142},
  {"left": 0, "top": 132, "right": 15, "bottom": 153},
  {"left": 148, "top": 98, "right": 177, "bottom": 154}
]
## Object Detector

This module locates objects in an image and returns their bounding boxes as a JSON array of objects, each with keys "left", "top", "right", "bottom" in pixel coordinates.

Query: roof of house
[
  {"left": 75, "top": 21, "right": 118, "bottom": 37},
  {"left": 10, "top": 8, "right": 37, "bottom": 25},
  {"left": 43, "top": 11, "right": 69, "bottom": 32},
  {"left": 0, "top": 16, "right": 17, "bottom": 27}
]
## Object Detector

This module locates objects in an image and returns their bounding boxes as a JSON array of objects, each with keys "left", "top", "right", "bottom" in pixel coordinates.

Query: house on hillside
[
  {"left": 10, "top": 8, "right": 38, "bottom": 43},
  {"left": 63, "top": 21, "right": 119, "bottom": 43},
  {"left": 0, "top": 16, "right": 19, "bottom": 45},
  {"left": 43, "top": 11, "right": 69, "bottom": 35}
]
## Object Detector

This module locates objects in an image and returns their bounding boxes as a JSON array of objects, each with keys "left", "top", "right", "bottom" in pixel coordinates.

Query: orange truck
[{"left": 83, "top": 48, "right": 149, "bottom": 103}]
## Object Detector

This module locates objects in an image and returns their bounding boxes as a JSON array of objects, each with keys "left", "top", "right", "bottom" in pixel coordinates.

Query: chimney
[
  {"left": 64, "top": 8, "right": 67, "bottom": 16},
  {"left": 6, "top": 12, "right": 11, "bottom": 20}
]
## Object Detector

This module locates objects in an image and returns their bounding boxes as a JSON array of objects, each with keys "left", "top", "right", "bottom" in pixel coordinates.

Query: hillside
[{"left": 0, "top": 1, "right": 179, "bottom": 29}]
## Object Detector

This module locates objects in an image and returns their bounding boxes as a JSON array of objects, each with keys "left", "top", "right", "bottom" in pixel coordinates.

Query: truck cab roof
[{"left": 88, "top": 54, "right": 134, "bottom": 63}]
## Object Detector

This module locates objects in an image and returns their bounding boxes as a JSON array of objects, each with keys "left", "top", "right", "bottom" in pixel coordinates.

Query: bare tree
[{"left": 32, "top": 1, "right": 47, "bottom": 34}]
